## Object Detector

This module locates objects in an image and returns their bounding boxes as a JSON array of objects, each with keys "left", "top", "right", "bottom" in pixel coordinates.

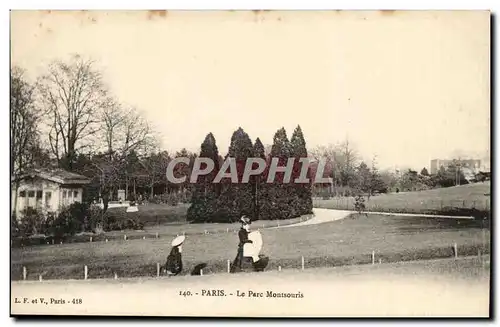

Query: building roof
[{"left": 18, "top": 168, "right": 91, "bottom": 185}]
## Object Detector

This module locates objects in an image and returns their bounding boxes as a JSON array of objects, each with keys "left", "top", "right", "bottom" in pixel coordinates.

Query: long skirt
[{"left": 230, "top": 248, "right": 252, "bottom": 273}]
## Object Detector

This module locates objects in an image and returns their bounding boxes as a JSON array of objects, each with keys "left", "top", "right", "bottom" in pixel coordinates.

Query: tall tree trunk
[
  {"left": 125, "top": 175, "right": 129, "bottom": 200},
  {"left": 102, "top": 188, "right": 109, "bottom": 213},
  {"left": 12, "top": 181, "right": 19, "bottom": 218},
  {"left": 133, "top": 178, "right": 137, "bottom": 199}
]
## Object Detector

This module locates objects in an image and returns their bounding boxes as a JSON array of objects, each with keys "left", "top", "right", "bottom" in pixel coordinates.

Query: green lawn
[
  {"left": 13, "top": 203, "right": 314, "bottom": 248},
  {"left": 16, "top": 213, "right": 312, "bottom": 246},
  {"left": 106, "top": 202, "right": 190, "bottom": 225},
  {"left": 71, "top": 214, "right": 311, "bottom": 243},
  {"left": 11, "top": 213, "right": 490, "bottom": 281},
  {"left": 314, "top": 182, "right": 491, "bottom": 214}
]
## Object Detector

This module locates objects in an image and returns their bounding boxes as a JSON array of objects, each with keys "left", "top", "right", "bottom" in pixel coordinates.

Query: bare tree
[
  {"left": 98, "top": 103, "right": 157, "bottom": 199},
  {"left": 10, "top": 66, "right": 43, "bottom": 215},
  {"left": 11, "top": 67, "right": 39, "bottom": 175},
  {"left": 120, "top": 107, "right": 156, "bottom": 154},
  {"left": 39, "top": 54, "right": 110, "bottom": 171},
  {"left": 89, "top": 152, "right": 123, "bottom": 212},
  {"left": 100, "top": 100, "right": 125, "bottom": 160},
  {"left": 119, "top": 107, "right": 157, "bottom": 199},
  {"left": 309, "top": 145, "right": 328, "bottom": 162},
  {"left": 141, "top": 151, "right": 170, "bottom": 198},
  {"left": 310, "top": 144, "right": 344, "bottom": 194},
  {"left": 335, "top": 138, "right": 359, "bottom": 189}
]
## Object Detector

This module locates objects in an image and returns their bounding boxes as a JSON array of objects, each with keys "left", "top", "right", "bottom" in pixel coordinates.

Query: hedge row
[{"left": 11, "top": 203, "right": 144, "bottom": 240}]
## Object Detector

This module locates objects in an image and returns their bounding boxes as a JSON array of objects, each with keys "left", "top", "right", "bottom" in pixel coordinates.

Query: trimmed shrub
[
  {"left": 354, "top": 195, "right": 366, "bottom": 215},
  {"left": 102, "top": 209, "right": 144, "bottom": 231},
  {"left": 18, "top": 208, "right": 47, "bottom": 236},
  {"left": 49, "top": 203, "right": 89, "bottom": 236},
  {"left": 11, "top": 214, "right": 20, "bottom": 238}
]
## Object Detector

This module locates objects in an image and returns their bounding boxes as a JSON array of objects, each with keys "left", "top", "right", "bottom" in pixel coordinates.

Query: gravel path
[
  {"left": 273, "top": 208, "right": 352, "bottom": 229},
  {"left": 274, "top": 208, "right": 474, "bottom": 229}
]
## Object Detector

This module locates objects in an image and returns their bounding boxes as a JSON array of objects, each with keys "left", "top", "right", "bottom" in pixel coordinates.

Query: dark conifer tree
[
  {"left": 187, "top": 133, "right": 220, "bottom": 223},
  {"left": 216, "top": 127, "right": 254, "bottom": 222},
  {"left": 264, "top": 127, "right": 295, "bottom": 219},
  {"left": 290, "top": 125, "right": 313, "bottom": 215},
  {"left": 252, "top": 137, "right": 266, "bottom": 221}
]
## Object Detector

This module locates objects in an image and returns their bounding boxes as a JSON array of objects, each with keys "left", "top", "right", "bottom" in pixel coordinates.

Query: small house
[{"left": 11, "top": 168, "right": 91, "bottom": 218}]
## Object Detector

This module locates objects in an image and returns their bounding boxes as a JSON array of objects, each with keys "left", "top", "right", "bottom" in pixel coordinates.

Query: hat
[
  {"left": 240, "top": 216, "right": 251, "bottom": 224},
  {"left": 171, "top": 235, "right": 185, "bottom": 247}
]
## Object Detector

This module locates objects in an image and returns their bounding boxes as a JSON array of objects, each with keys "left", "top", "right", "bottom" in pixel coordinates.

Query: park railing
[{"left": 12, "top": 240, "right": 490, "bottom": 282}]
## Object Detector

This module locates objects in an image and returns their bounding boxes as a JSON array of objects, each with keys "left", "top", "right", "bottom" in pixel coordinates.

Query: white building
[
  {"left": 430, "top": 158, "right": 482, "bottom": 175},
  {"left": 11, "top": 168, "right": 91, "bottom": 218}
]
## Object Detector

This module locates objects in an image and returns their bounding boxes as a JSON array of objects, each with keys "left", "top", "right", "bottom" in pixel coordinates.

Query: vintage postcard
[{"left": 10, "top": 10, "right": 491, "bottom": 317}]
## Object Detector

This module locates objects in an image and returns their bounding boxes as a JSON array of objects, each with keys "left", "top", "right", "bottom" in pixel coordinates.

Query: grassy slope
[
  {"left": 15, "top": 214, "right": 313, "bottom": 247},
  {"left": 11, "top": 213, "right": 490, "bottom": 280},
  {"left": 106, "top": 203, "right": 190, "bottom": 226},
  {"left": 314, "top": 182, "right": 491, "bottom": 213},
  {"left": 14, "top": 204, "right": 313, "bottom": 247}
]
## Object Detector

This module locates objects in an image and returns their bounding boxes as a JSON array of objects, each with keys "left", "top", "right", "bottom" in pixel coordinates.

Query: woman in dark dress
[
  {"left": 166, "top": 235, "right": 185, "bottom": 276},
  {"left": 230, "top": 216, "right": 253, "bottom": 273}
]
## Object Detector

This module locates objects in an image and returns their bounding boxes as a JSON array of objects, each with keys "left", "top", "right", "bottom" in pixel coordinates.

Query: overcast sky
[{"left": 10, "top": 10, "right": 490, "bottom": 170}]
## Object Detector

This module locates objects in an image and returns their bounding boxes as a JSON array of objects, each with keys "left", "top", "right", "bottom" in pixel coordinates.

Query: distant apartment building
[
  {"left": 430, "top": 158, "right": 481, "bottom": 175},
  {"left": 430, "top": 159, "right": 481, "bottom": 174},
  {"left": 480, "top": 157, "right": 491, "bottom": 172}
]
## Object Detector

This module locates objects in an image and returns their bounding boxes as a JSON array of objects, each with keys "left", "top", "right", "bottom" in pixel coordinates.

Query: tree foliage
[
  {"left": 10, "top": 67, "right": 49, "bottom": 215},
  {"left": 187, "top": 126, "right": 314, "bottom": 223},
  {"left": 290, "top": 125, "right": 313, "bottom": 215},
  {"left": 10, "top": 67, "right": 44, "bottom": 179},
  {"left": 187, "top": 133, "right": 221, "bottom": 223}
]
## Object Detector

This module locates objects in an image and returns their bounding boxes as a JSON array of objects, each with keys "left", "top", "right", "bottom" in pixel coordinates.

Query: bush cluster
[
  {"left": 187, "top": 126, "right": 313, "bottom": 223},
  {"left": 147, "top": 191, "right": 191, "bottom": 206},
  {"left": 11, "top": 202, "right": 144, "bottom": 239}
]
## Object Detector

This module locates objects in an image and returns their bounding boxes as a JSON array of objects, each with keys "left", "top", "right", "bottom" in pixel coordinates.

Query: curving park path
[
  {"left": 273, "top": 208, "right": 352, "bottom": 229},
  {"left": 272, "top": 207, "right": 475, "bottom": 229}
]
